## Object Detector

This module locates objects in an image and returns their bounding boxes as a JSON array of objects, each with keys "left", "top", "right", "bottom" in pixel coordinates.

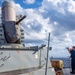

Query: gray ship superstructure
[{"left": 0, "top": 1, "right": 56, "bottom": 75}]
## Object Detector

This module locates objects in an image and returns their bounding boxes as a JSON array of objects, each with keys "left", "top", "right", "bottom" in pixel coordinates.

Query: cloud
[
  {"left": 39, "top": 0, "right": 75, "bottom": 57},
  {"left": 14, "top": 0, "right": 75, "bottom": 48},
  {"left": 23, "top": 0, "right": 35, "bottom": 4},
  {"left": 49, "top": 49, "right": 70, "bottom": 58},
  {"left": 40, "top": 0, "right": 75, "bottom": 41},
  {"left": 41, "top": 0, "right": 75, "bottom": 32},
  {"left": 14, "top": 4, "right": 52, "bottom": 46}
]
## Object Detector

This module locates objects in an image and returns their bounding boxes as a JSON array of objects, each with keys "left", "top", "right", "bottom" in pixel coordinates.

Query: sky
[{"left": 1, "top": 0, "right": 75, "bottom": 58}]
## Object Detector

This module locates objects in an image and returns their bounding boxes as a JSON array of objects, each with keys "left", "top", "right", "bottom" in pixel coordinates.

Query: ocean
[{"left": 50, "top": 58, "right": 71, "bottom": 68}]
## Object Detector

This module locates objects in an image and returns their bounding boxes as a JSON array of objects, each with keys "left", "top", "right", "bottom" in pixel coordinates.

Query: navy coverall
[{"left": 70, "top": 50, "right": 75, "bottom": 72}]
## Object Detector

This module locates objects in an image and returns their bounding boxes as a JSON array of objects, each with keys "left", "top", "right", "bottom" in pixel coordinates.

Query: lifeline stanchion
[{"left": 45, "top": 33, "right": 50, "bottom": 75}]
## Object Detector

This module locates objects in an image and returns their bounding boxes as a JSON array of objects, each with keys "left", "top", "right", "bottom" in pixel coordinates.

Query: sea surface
[{"left": 50, "top": 58, "right": 71, "bottom": 68}]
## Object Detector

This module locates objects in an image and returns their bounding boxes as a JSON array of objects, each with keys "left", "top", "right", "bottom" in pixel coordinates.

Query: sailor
[{"left": 67, "top": 46, "right": 75, "bottom": 74}]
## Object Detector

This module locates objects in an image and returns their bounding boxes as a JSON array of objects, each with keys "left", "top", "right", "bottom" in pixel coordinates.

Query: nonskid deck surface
[{"left": 63, "top": 68, "right": 74, "bottom": 75}]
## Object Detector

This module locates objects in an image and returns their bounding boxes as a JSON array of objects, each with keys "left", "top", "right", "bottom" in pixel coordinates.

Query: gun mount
[{"left": 1, "top": 1, "right": 26, "bottom": 43}]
